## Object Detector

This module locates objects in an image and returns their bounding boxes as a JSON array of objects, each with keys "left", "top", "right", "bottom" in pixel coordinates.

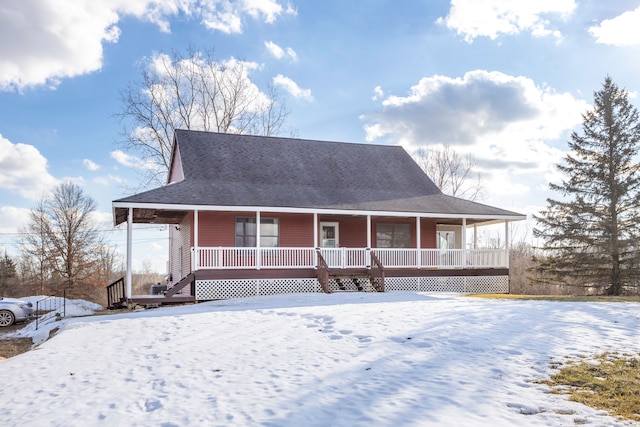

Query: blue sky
[{"left": 1, "top": 0, "right": 640, "bottom": 272}]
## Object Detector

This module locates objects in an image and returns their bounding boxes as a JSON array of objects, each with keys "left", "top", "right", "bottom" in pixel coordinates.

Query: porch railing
[{"left": 193, "top": 247, "right": 508, "bottom": 270}]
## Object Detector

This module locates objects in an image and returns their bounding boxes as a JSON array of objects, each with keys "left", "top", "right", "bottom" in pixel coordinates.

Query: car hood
[{"left": 0, "top": 297, "right": 30, "bottom": 305}]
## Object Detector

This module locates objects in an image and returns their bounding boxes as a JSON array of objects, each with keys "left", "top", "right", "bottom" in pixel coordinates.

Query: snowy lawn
[{"left": 2, "top": 292, "right": 640, "bottom": 426}]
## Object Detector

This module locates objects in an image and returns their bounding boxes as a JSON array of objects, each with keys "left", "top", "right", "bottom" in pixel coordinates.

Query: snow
[{"left": 2, "top": 292, "right": 640, "bottom": 426}]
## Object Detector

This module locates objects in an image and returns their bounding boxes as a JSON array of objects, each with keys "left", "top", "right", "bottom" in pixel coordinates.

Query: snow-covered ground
[{"left": 2, "top": 292, "right": 640, "bottom": 426}]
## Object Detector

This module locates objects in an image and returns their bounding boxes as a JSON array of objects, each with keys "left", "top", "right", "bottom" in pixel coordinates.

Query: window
[
  {"left": 437, "top": 231, "right": 455, "bottom": 250},
  {"left": 236, "top": 217, "right": 279, "bottom": 247},
  {"left": 376, "top": 223, "right": 411, "bottom": 248}
]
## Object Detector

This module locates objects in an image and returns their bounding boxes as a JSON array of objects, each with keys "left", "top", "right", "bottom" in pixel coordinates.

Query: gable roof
[{"left": 113, "top": 130, "right": 524, "bottom": 225}]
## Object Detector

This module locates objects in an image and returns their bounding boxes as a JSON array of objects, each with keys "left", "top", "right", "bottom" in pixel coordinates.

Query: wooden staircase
[
  {"left": 316, "top": 251, "right": 385, "bottom": 294},
  {"left": 105, "top": 274, "right": 196, "bottom": 309}
]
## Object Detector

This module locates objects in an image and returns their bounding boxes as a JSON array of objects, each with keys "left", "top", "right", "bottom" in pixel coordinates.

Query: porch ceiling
[{"left": 114, "top": 207, "right": 187, "bottom": 225}]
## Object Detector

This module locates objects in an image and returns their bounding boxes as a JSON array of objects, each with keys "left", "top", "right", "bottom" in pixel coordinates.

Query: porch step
[{"left": 333, "top": 276, "right": 368, "bottom": 292}]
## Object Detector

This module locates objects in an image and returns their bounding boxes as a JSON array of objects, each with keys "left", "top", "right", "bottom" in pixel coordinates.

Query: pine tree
[
  {"left": 534, "top": 77, "right": 640, "bottom": 295},
  {"left": 0, "top": 250, "right": 17, "bottom": 295}
]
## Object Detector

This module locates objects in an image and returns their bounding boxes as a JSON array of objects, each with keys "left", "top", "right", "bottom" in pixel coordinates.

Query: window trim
[
  {"left": 375, "top": 223, "right": 412, "bottom": 248},
  {"left": 235, "top": 217, "right": 279, "bottom": 247}
]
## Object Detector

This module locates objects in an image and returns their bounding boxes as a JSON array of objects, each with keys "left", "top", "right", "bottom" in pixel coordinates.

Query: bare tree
[
  {"left": 414, "top": 145, "right": 483, "bottom": 201},
  {"left": 117, "top": 46, "right": 290, "bottom": 187},
  {"left": 21, "top": 183, "right": 104, "bottom": 296},
  {"left": 93, "top": 244, "right": 123, "bottom": 286},
  {"left": 19, "top": 199, "right": 51, "bottom": 294}
]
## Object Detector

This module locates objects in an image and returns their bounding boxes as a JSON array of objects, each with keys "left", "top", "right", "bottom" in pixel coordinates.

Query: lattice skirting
[
  {"left": 384, "top": 275, "right": 509, "bottom": 293},
  {"left": 195, "top": 278, "right": 322, "bottom": 300},
  {"left": 194, "top": 275, "right": 508, "bottom": 300}
]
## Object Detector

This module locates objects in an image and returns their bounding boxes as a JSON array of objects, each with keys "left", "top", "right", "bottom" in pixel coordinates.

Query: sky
[
  {"left": 4, "top": 292, "right": 640, "bottom": 426},
  {"left": 1, "top": 0, "right": 640, "bottom": 273}
]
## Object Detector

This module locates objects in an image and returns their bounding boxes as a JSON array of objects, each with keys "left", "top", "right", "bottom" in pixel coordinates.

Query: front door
[{"left": 320, "top": 222, "right": 339, "bottom": 248}]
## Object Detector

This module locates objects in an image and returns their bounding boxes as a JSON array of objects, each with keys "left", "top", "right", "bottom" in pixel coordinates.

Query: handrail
[
  {"left": 316, "top": 250, "right": 330, "bottom": 293},
  {"left": 369, "top": 251, "right": 385, "bottom": 292},
  {"left": 166, "top": 272, "right": 196, "bottom": 297},
  {"left": 35, "top": 289, "right": 66, "bottom": 330},
  {"left": 106, "top": 277, "right": 125, "bottom": 309}
]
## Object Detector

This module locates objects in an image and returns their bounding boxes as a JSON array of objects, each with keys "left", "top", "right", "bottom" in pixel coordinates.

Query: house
[{"left": 109, "top": 130, "right": 525, "bottom": 307}]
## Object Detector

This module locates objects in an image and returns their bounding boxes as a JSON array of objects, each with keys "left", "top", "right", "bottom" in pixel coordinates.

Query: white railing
[
  {"left": 467, "top": 249, "right": 508, "bottom": 268},
  {"left": 375, "top": 248, "right": 421, "bottom": 268},
  {"left": 193, "top": 247, "right": 508, "bottom": 270},
  {"left": 318, "top": 248, "right": 369, "bottom": 269},
  {"left": 420, "top": 249, "right": 465, "bottom": 268},
  {"left": 260, "top": 248, "right": 316, "bottom": 268}
]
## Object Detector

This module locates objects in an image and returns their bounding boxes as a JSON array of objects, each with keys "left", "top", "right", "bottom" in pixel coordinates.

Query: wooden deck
[{"left": 107, "top": 265, "right": 509, "bottom": 308}]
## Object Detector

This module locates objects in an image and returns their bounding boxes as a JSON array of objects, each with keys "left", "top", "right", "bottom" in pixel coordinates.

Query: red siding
[
  {"left": 198, "top": 211, "right": 236, "bottom": 246},
  {"left": 421, "top": 219, "right": 437, "bottom": 249},
  {"left": 196, "top": 212, "right": 315, "bottom": 247},
  {"left": 188, "top": 212, "right": 439, "bottom": 253},
  {"left": 317, "top": 215, "right": 368, "bottom": 247},
  {"left": 279, "top": 213, "right": 314, "bottom": 246}
]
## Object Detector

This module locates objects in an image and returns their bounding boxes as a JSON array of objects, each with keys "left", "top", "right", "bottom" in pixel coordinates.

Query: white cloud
[
  {"left": 83, "top": 159, "right": 100, "bottom": 171},
  {"left": 0, "top": 0, "right": 292, "bottom": 91},
  {"left": 265, "top": 41, "right": 285, "bottom": 58},
  {"left": 264, "top": 41, "right": 297, "bottom": 61},
  {"left": 90, "top": 210, "right": 116, "bottom": 228},
  {"left": 241, "top": 0, "right": 283, "bottom": 23},
  {"left": 372, "top": 86, "right": 384, "bottom": 101},
  {"left": 285, "top": 47, "right": 298, "bottom": 62},
  {"left": 363, "top": 71, "right": 589, "bottom": 201},
  {"left": 200, "top": 0, "right": 287, "bottom": 33},
  {"left": 111, "top": 149, "right": 159, "bottom": 171},
  {"left": 94, "top": 174, "right": 127, "bottom": 186},
  {"left": 589, "top": 6, "right": 640, "bottom": 46},
  {"left": 437, "top": 0, "right": 576, "bottom": 42},
  {"left": 273, "top": 74, "right": 313, "bottom": 101},
  {"left": 285, "top": 2, "right": 298, "bottom": 16},
  {"left": 0, "top": 134, "right": 58, "bottom": 199},
  {"left": 0, "top": 206, "right": 31, "bottom": 235}
]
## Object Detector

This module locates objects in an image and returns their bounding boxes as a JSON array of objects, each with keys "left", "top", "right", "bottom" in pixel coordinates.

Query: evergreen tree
[
  {"left": 534, "top": 77, "right": 640, "bottom": 295},
  {"left": 0, "top": 250, "right": 17, "bottom": 294}
]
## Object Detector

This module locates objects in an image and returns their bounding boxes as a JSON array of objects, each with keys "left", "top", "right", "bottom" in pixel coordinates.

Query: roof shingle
[{"left": 114, "top": 130, "right": 523, "bottom": 219}]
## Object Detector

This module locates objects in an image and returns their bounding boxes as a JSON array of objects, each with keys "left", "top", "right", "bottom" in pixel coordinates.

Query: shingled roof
[{"left": 113, "top": 130, "right": 524, "bottom": 224}]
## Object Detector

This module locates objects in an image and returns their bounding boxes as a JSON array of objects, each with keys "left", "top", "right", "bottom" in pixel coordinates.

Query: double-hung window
[
  {"left": 376, "top": 224, "right": 411, "bottom": 248},
  {"left": 235, "top": 217, "right": 279, "bottom": 247}
]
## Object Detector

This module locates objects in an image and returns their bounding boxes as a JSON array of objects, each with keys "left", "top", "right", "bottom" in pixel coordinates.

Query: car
[{"left": 0, "top": 297, "right": 34, "bottom": 327}]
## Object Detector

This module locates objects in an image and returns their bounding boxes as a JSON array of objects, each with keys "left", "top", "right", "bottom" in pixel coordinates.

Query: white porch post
[
  {"left": 366, "top": 214, "right": 372, "bottom": 268},
  {"left": 313, "top": 213, "right": 318, "bottom": 266},
  {"left": 462, "top": 218, "right": 467, "bottom": 268},
  {"left": 193, "top": 210, "right": 199, "bottom": 270},
  {"left": 256, "top": 211, "right": 261, "bottom": 270},
  {"left": 126, "top": 207, "right": 133, "bottom": 299},
  {"left": 505, "top": 220, "right": 510, "bottom": 268},
  {"left": 416, "top": 216, "right": 421, "bottom": 269},
  {"left": 473, "top": 224, "right": 478, "bottom": 249}
]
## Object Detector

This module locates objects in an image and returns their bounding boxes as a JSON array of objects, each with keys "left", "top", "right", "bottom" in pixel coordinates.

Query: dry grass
[
  {"left": 0, "top": 338, "right": 33, "bottom": 360},
  {"left": 468, "top": 294, "right": 640, "bottom": 302},
  {"left": 539, "top": 353, "right": 640, "bottom": 422}
]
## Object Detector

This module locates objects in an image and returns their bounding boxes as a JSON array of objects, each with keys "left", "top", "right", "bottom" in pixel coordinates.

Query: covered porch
[{"left": 111, "top": 202, "right": 521, "bottom": 304}]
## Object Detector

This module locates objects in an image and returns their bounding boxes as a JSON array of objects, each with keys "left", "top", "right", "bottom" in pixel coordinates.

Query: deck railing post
[{"left": 462, "top": 218, "right": 467, "bottom": 268}]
